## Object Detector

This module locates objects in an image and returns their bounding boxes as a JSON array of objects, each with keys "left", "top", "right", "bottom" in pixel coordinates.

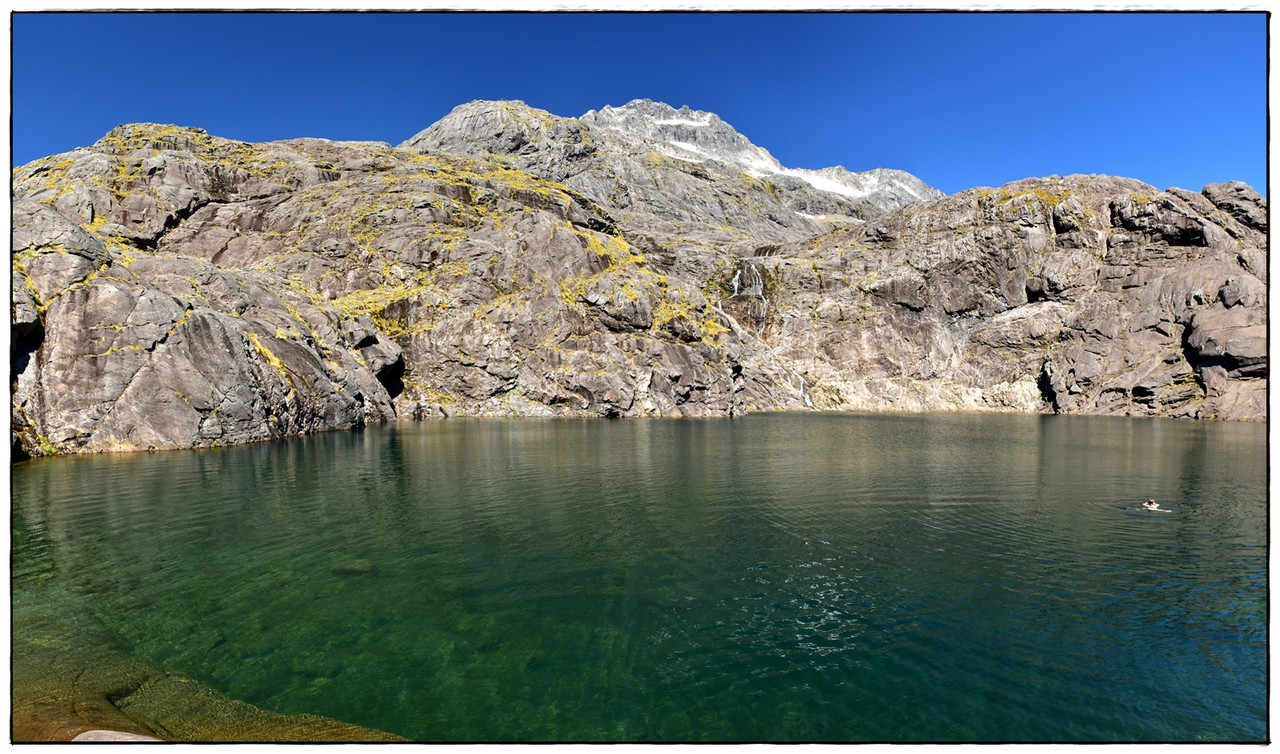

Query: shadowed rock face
[{"left": 10, "top": 104, "right": 1267, "bottom": 455}]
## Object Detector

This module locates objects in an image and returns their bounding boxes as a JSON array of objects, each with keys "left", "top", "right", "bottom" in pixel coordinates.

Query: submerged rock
[
  {"left": 331, "top": 558, "right": 378, "bottom": 576},
  {"left": 11, "top": 585, "right": 404, "bottom": 742},
  {"left": 71, "top": 730, "right": 164, "bottom": 741}
]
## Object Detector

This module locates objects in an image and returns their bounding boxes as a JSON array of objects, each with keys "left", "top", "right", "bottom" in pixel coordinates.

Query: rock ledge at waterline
[{"left": 11, "top": 100, "right": 1267, "bottom": 455}]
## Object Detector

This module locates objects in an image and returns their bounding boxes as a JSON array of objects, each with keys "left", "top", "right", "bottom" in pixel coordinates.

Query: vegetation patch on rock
[{"left": 11, "top": 106, "right": 1268, "bottom": 456}]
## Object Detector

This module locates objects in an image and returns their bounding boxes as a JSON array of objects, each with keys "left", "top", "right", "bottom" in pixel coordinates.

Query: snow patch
[
  {"left": 741, "top": 152, "right": 782, "bottom": 177},
  {"left": 667, "top": 140, "right": 708, "bottom": 156},
  {"left": 797, "top": 211, "right": 865, "bottom": 223},
  {"left": 658, "top": 148, "right": 704, "bottom": 163},
  {"left": 738, "top": 160, "right": 872, "bottom": 199},
  {"left": 653, "top": 117, "right": 711, "bottom": 127},
  {"left": 787, "top": 169, "right": 868, "bottom": 199}
]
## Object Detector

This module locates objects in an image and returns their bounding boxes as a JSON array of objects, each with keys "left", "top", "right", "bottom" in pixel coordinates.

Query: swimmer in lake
[{"left": 1143, "top": 498, "right": 1160, "bottom": 510}]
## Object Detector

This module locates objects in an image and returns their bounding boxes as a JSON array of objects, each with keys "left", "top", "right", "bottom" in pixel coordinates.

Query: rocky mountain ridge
[
  {"left": 578, "top": 99, "right": 941, "bottom": 211},
  {"left": 401, "top": 99, "right": 941, "bottom": 248},
  {"left": 10, "top": 101, "right": 1267, "bottom": 456}
]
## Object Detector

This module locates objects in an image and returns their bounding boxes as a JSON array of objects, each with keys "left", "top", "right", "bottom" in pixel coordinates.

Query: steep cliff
[
  {"left": 10, "top": 101, "right": 1266, "bottom": 456},
  {"left": 726, "top": 175, "right": 1267, "bottom": 419}
]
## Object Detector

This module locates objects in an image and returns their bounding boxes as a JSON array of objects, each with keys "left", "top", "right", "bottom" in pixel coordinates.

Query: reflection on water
[{"left": 12, "top": 413, "right": 1267, "bottom": 741}]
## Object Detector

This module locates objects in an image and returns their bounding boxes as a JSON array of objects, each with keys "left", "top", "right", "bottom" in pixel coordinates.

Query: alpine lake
[{"left": 11, "top": 412, "right": 1267, "bottom": 742}]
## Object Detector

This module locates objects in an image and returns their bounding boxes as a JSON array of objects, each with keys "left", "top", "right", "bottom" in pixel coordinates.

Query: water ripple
[{"left": 11, "top": 414, "right": 1267, "bottom": 742}]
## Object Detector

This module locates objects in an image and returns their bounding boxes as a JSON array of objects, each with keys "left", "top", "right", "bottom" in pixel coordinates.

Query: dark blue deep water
[{"left": 11, "top": 413, "right": 1268, "bottom": 741}]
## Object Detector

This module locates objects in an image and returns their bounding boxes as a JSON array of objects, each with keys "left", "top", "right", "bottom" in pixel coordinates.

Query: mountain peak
[
  {"left": 576, "top": 100, "right": 943, "bottom": 206},
  {"left": 400, "top": 99, "right": 591, "bottom": 175},
  {"left": 580, "top": 99, "right": 781, "bottom": 174},
  {"left": 591, "top": 99, "right": 715, "bottom": 122},
  {"left": 404, "top": 98, "right": 943, "bottom": 228}
]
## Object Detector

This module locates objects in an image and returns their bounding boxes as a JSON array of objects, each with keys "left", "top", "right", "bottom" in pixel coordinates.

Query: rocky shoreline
[
  {"left": 11, "top": 101, "right": 1266, "bottom": 458},
  {"left": 11, "top": 584, "right": 405, "bottom": 742}
]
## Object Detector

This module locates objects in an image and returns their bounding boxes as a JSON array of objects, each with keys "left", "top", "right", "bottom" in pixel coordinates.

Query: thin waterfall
[
  {"left": 725, "top": 260, "right": 768, "bottom": 337},
  {"left": 739, "top": 262, "right": 763, "bottom": 297},
  {"left": 788, "top": 369, "right": 814, "bottom": 408},
  {"left": 717, "top": 259, "right": 815, "bottom": 410}
]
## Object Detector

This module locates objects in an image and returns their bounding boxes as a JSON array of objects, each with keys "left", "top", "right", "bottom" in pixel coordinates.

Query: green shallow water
[{"left": 12, "top": 413, "right": 1267, "bottom": 741}]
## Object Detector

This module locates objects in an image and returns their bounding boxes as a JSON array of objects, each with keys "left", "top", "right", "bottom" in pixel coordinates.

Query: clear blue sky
[{"left": 12, "top": 12, "right": 1268, "bottom": 196}]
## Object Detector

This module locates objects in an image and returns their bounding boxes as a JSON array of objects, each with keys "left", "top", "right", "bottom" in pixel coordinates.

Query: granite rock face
[
  {"left": 403, "top": 99, "right": 944, "bottom": 254},
  {"left": 734, "top": 175, "right": 1267, "bottom": 420},
  {"left": 12, "top": 120, "right": 751, "bottom": 456},
  {"left": 10, "top": 103, "right": 1267, "bottom": 455}
]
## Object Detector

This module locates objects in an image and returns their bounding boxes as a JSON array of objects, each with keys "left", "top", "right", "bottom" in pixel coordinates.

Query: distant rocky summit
[
  {"left": 10, "top": 100, "right": 1267, "bottom": 455},
  {"left": 404, "top": 99, "right": 942, "bottom": 242}
]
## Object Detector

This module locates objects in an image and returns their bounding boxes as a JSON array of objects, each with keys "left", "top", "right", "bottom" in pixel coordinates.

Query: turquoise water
[{"left": 11, "top": 413, "right": 1267, "bottom": 741}]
